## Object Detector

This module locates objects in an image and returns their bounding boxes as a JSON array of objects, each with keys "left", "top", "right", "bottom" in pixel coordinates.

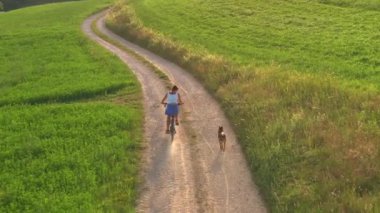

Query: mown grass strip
[{"left": 105, "top": 1, "right": 380, "bottom": 211}]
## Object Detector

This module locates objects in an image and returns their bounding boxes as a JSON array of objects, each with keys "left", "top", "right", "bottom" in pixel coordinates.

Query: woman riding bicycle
[{"left": 161, "top": 85, "right": 184, "bottom": 134}]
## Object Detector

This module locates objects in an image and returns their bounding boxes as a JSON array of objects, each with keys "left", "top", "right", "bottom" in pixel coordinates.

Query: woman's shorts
[{"left": 165, "top": 104, "right": 179, "bottom": 116}]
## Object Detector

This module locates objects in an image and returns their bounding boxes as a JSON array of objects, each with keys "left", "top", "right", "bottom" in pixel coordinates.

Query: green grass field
[
  {"left": 0, "top": 0, "right": 142, "bottom": 211},
  {"left": 130, "top": 0, "right": 380, "bottom": 89},
  {"left": 0, "top": 104, "right": 141, "bottom": 211},
  {"left": 106, "top": 0, "right": 380, "bottom": 211},
  {"left": 0, "top": 0, "right": 140, "bottom": 105}
]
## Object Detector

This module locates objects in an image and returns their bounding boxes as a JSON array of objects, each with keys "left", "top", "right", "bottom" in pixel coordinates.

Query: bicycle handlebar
[{"left": 162, "top": 102, "right": 184, "bottom": 106}]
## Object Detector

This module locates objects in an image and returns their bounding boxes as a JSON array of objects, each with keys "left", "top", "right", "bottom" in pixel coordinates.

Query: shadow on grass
[
  {"left": 1, "top": 0, "right": 80, "bottom": 11},
  {"left": 0, "top": 83, "right": 127, "bottom": 107}
]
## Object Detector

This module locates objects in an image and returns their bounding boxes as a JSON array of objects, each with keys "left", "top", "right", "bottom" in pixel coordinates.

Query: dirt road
[{"left": 82, "top": 11, "right": 267, "bottom": 213}]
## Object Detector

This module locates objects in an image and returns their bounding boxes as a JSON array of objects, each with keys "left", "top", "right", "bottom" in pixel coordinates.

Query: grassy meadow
[
  {"left": 0, "top": 0, "right": 142, "bottom": 211},
  {"left": 0, "top": 0, "right": 139, "bottom": 105},
  {"left": 0, "top": 104, "right": 141, "bottom": 211},
  {"left": 127, "top": 0, "right": 380, "bottom": 89},
  {"left": 106, "top": 0, "right": 380, "bottom": 212}
]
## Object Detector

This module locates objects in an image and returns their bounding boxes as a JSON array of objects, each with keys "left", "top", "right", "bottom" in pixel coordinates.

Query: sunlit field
[
  {"left": 0, "top": 0, "right": 138, "bottom": 105},
  {"left": 0, "top": 104, "right": 141, "bottom": 211},
  {"left": 129, "top": 0, "right": 380, "bottom": 89},
  {"left": 106, "top": 0, "right": 380, "bottom": 211}
]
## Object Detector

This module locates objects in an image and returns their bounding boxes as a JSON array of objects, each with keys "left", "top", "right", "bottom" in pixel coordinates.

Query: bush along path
[{"left": 83, "top": 11, "right": 267, "bottom": 212}]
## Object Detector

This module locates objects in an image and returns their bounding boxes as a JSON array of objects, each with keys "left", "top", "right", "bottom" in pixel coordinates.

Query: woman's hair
[{"left": 172, "top": 85, "right": 178, "bottom": 91}]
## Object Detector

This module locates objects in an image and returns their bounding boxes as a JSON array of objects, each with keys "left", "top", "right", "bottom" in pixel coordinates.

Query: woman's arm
[
  {"left": 178, "top": 93, "right": 184, "bottom": 105},
  {"left": 161, "top": 93, "right": 168, "bottom": 104}
]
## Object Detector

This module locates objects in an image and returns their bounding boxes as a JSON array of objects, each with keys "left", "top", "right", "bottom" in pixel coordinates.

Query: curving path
[{"left": 82, "top": 11, "right": 267, "bottom": 213}]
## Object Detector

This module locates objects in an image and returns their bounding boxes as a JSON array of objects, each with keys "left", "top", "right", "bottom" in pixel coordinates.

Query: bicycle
[
  {"left": 163, "top": 102, "right": 183, "bottom": 141},
  {"left": 168, "top": 115, "right": 176, "bottom": 141}
]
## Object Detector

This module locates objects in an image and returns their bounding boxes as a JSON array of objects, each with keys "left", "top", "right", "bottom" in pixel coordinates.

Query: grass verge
[{"left": 105, "top": 1, "right": 380, "bottom": 211}]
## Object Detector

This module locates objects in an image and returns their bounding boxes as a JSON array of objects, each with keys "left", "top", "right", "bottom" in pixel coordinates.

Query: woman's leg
[
  {"left": 175, "top": 115, "right": 179, "bottom": 125},
  {"left": 166, "top": 116, "right": 170, "bottom": 132}
]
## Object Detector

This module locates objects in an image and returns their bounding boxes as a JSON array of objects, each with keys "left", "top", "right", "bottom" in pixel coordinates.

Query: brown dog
[{"left": 218, "top": 126, "right": 226, "bottom": 152}]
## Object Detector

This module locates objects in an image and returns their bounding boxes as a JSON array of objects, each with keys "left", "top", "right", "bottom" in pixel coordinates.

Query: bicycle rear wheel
[{"left": 169, "top": 117, "right": 176, "bottom": 141}]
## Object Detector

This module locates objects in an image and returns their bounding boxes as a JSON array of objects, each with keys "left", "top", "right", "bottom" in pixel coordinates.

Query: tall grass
[
  {"left": 0, "top": 0, "right": 143, "bottom": 211},
  {"left": 106, "top": 1, "right": 380, "bottom": 211}
]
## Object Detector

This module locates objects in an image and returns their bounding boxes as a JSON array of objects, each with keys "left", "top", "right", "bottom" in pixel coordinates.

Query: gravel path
[{"left": 82, "top": 11, "right": 267, "bottom": 213}]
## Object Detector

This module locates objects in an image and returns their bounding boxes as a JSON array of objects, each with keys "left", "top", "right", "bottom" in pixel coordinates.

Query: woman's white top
[{"left": 167, "top": 92, "right": 178, "bottom": 104}]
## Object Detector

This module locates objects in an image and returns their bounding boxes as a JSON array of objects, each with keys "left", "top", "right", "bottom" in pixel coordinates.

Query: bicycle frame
[
  {"left": 169, "top": 115, "right": 176, "bottom": 141},
  {"left": 163, "top": 102, "right": 182, "bottom": 141}
]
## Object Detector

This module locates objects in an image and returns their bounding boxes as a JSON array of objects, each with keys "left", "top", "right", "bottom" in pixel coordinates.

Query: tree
[{"left": 0, "top": 1, "right": 4, "bottom": 11}]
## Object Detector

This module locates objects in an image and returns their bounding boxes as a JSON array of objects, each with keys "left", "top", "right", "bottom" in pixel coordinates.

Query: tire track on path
[{"left": 83, "top": 11, "right": 267, "bottom": 213}]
